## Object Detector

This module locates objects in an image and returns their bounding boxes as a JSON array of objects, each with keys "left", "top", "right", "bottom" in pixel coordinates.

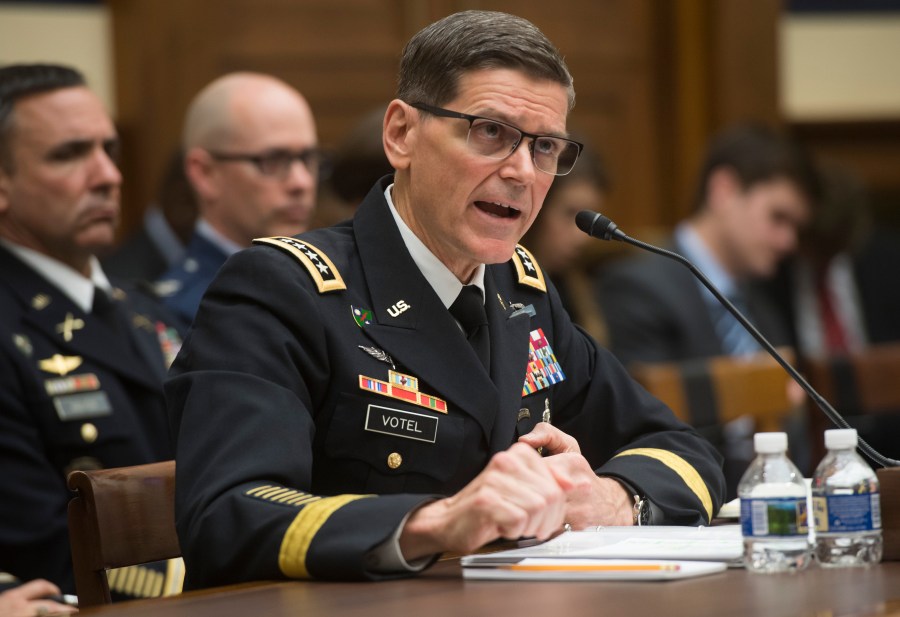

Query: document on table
[
  {"left": 461, "top": 524, "right": 744, "bottom": 580},
  {"left": 463, "top": 558, "right": 727, "bottom": 581}
]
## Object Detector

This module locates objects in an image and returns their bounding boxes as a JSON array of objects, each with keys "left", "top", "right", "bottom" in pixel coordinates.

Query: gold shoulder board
[
  {"left": 511, "top": 244, "right": 546, "bottom": 292},
  {"left": 252, "top": 236, "right": 347, "bottom": 293}
]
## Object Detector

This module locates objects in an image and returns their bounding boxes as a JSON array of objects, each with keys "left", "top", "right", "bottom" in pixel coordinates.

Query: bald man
[{"left": 156, "top": 72, "right": 319, "bottom": 327}]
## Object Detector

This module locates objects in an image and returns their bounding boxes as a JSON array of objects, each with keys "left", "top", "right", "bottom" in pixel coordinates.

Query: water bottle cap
[
  {"left": 754, "top": 432, "right": 788, "bottom": 453},
  {"left": 825, "top": 428, "right": 858, "bottom": 449}
]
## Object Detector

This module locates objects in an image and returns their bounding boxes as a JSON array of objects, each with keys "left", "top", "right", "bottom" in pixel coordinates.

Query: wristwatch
[{"left": 632, "top": 494, "right": 651, "bottom": 526}]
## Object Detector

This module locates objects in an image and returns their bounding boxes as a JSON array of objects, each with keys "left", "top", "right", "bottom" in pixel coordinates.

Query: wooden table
[{"left": 78, "top": 560, "right": 900, "bottom": 617}]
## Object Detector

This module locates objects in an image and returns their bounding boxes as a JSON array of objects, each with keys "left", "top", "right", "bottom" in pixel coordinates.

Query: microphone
[{"left": 576, "top": 209, "right": 900, "bottom": 469}]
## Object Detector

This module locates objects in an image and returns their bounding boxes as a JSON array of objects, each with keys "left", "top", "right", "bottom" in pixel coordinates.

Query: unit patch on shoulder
[
  {"left": 253, "top": 236, "right": 346, "bottom": 293},
  {"left": 511, "top": 244, "right": 546, "bottom": 292}
]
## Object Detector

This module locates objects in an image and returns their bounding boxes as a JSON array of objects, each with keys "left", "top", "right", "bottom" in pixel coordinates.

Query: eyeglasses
[
  {"left": 207, "top": 148, "right": 322, "bottom": 179},
  {"left": 409, "top": 102, "right": 582, "bottom": 176}
]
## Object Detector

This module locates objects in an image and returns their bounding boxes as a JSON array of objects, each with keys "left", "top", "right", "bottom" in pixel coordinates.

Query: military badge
[
  {"left": 359, "top": 370, "right": 447, "bottom": 413},
  {"left": 12, "top": 333, "right": 32, "bottom": 357},
  {"left": 56, "top": 312, "right": 85, "bottom": 342},
  {"left": 521, "top": 328, "right": 566, "bottom": 396},
  {"left": 156, "top": 321, "right": 182, "bottom": 368},
  {"left": 38, "top": 354, "right": 83, "bottom": 376},
  {"left": 352, "top": 306, "right": 374, "bottom": 328}
]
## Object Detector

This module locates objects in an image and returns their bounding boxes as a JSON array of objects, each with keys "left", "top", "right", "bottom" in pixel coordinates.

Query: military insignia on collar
[
  {"left": 352, "top": 305, "right": 373, "bottom": 328},
  {"left": 13, "top": 333, "right": 32, "bottom": 357},
  {"left": 253, "top": 236, "right": 346, "bottom": 293},
  {"left": 512, "top": 244, "right": 546, "bottom": 292},
  {"left": 522, "top": 328, "right": 565, "bottom": 396},
  {"left": 56, "top": 313, "right": 85, "bottom": 342},
  {"left": 359, "top": 370, "right": 448, "bottom": 413},
  {"left": 39, "top": 354, "right": 83, "bottom": 376},
  {"left": 31, "top": 294, "right": 51, "bottom": 310}
]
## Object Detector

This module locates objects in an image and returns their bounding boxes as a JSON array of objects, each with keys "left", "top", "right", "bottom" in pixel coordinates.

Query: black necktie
[
  {"left": 449, "top": 285, "right": 490, "bottom": 372},
  {"left": 92, "top": 287, "right": 126, "bottom": 337}
]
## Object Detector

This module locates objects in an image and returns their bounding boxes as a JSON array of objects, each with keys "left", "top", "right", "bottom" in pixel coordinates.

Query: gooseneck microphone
[{"left": 576, "top": 209, "right": 900, "bottom": 468}]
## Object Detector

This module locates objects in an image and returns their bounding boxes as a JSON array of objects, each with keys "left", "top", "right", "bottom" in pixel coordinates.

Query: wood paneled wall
[{"left": 109, "top": 0, "right": 781, "bottom": 240}]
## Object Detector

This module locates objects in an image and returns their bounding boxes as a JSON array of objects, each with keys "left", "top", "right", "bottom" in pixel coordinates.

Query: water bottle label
[
  {"left": 813, "top": 492, "right": 882, "bottom": 533},
  {"left": 740, "top": 497, "right": 808, "bottom": 537}
]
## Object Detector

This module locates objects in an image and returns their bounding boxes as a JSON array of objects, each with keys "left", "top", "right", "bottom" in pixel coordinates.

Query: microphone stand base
[{"left": 877, "top": 467, "right": 900, "bottom": 560}]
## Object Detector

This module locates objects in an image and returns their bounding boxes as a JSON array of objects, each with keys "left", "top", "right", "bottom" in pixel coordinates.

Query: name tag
[
  {"left": 53, "top": 391, "right": 113, "bottom": 421},
  {"left": 364, "top": 404, "right": 438, "bottom": 443}
]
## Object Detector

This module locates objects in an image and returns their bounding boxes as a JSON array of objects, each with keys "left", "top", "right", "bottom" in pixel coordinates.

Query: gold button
[
  {"left": 387, "top": 452, "right": 402, "bottom": 469},
  {"left": 81, "top": 422, "right": 98, "bottom": 443}
]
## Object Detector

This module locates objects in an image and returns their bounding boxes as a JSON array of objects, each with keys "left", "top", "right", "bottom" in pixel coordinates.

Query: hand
[
  {"left": 0, "top": 579, "right": 77, "bottom": 617},
  {"left": 398, "top": 442, "right": 571, "bottom": 561},
  {"left": 519, "top": 423, "right": 633, "bottom": 528}
]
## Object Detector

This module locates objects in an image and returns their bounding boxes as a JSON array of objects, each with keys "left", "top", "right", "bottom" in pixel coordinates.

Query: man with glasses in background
[
  {"left": 167, "top": 11, "right": 725, "bottom": 587},
  {"left": 156, "top": 72, "right": 319, "bottom": 327}
]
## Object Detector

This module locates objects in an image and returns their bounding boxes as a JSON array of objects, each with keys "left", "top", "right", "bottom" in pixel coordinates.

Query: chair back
[
  {"left": 67, "top": 460, "right": 180, "bottom": 607},
  {"left": 629, "top": 351, "right": 797, "bottom": 433},
  {"left": 802, "top": 342, "right": 900, "bottom": 461}
]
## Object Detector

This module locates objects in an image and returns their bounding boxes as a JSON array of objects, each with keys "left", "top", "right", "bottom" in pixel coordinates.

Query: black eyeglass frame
[
  {"left": 409, "top": 102, "right": 583, "bottom": 176},
  {"left": 206, "top": 147, "right": 322, "bottom": 179}
]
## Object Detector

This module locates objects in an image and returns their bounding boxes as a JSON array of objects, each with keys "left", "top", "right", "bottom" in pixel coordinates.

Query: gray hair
[{"left": 398, "top": 11, "right": 574, "bottom": 111}]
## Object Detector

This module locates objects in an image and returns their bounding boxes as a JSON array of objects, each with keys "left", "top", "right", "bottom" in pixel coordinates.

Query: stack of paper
[{"left": 461, "top": 525, "right": 742, "bottom": 581}]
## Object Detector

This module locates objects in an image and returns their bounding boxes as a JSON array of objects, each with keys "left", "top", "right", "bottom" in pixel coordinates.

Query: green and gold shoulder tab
[
  {"left": 253, "top": 236, "right": 346, "bottom": 293},
  {"left": 511, "top": 244, "right": 546, "bottom": 292}
]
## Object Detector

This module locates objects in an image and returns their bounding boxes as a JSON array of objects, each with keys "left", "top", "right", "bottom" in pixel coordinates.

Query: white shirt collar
[
  {"left": 196, "top": 218, "right": 244, "bottom": 256},
  {"left": 384, "top": 184, "right": 485, "bottom": 309},
  {"left": 0, "top": 238, "right": 112, "bottom": 313}
]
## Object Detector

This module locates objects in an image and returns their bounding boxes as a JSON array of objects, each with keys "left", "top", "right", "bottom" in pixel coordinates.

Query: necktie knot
[
  {"left": 449, "top": 285, "right": 490, "bottom": 371},
  {"left": 449, "top": 285, "right": 487, "bottom": 334}
]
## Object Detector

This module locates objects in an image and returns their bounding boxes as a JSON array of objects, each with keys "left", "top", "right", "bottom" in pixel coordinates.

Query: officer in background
[
  {"left": 156, "top": 72, "right": 319, "bottom": 327},
  {"left": 0, "top": 64, "right": 182, "bottom": 597},
  {"left": 167, "top": 11, "right": 725, "bottom": 587}
]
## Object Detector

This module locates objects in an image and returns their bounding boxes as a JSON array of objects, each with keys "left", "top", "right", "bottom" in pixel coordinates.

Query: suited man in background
[
  {"left": 0, "top": 64, "right": 182, "bottom": 597},
  {"left": 156, "top": 72, "right": 319, "bottom": 327},
  {"left": 598, "top": 124, "right": 819, "bottom": 366}
]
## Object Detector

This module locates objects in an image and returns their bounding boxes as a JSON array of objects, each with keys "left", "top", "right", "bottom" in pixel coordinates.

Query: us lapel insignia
[
  {"left": 358, "top": 345, "right": 395, "bottom": 369},
  {"left": 156, "top": 321, "right": 183, "bottom": 368},
  {"left": 359, "top": 370, "right": 448, "bottom": 414},
  {"left": 56, "top": 312, "right": 85, "bottom": 342},
  {"left": 522, "top": 328, "right": 566, "bottom": 396},
  {"left": 132, "top": 313, "right": 155, "bottom": 333},
  {"left": 31, "top": 294, "right": 51, "bottom": 310},
  {"left": 352, "top": 305, "right": 374, "bottom": 328},
  {"left": 38, "top": 354, "right": 83, "bottom": 376},
  {"left": 386, "top": 299, "right": 411, "bottom": 318},
  {"left": 13, "top": 333, "right": 32, "bottom": 357}
]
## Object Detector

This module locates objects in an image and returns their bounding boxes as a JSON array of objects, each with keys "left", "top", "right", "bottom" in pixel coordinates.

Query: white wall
[{"left": 0, "top": 2, "right": 114, "bottom": 115}]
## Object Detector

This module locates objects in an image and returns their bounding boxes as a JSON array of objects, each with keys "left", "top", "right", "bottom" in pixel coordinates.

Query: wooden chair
[
  {"left": 802, "top": 342, "right": 900, "bottom": 461},
  {"left": 67, "top": 460, "right": 181, "bottom": 607},
  {"left": 629, "top": 350, "right": 798, "bottom": 433}
]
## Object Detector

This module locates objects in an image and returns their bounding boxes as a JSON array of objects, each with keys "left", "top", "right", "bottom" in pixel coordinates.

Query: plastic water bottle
[
  {"left": 738, "top": 432, "right": 811, "bottom": 573},
  {"left": 812, "top": 428, "right": 882, "bottom": 567}
]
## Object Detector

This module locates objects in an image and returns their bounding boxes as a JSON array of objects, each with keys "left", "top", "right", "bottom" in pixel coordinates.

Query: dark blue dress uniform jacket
[
  {"left": 0, "top": 245, "right": 180, "bottom": 594},
  {"left": 167, "top": 178, "right": 726, "bottom": 588}
]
